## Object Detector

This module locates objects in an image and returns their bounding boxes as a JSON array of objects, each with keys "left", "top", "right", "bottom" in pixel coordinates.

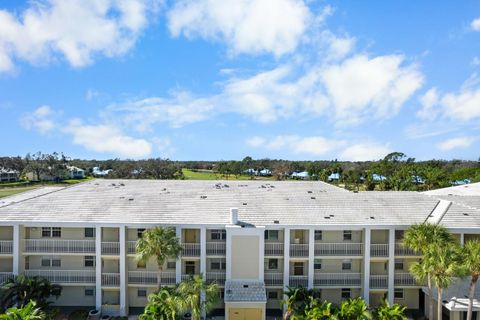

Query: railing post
[
  {"left": 176, "top": 227, "right": 182, "bottom": 284},
  {"left": 283, "top": 228, "right": 290, "bottom": 314},
  {"left": 12, "top": 224, "right": 20, "bottom": 275},
  {"left": 388, "top": 228, "right": 395, "bottom": 304},
  {"left": 119, "top": 226, "right": 128, "bottom": 316},
  {"left": 95, "top": 226, "right": 102, "bottom": 312},
  {"left": 308, "top": 228, "right": 314, "bottom": 289},
  {"left": 363, "top": 228, "right": 371, "bottom": 304}
]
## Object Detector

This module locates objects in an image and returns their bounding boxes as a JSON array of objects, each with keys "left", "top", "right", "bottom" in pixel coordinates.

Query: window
[
  {"left": 42, "top": 227, "right": 61, "bottom": 238},
  {"left": 51, "top": 258, "right": 61, "bottom": 267},
  {"left": 264, "top": 230, "right": 279, "bottom": 241},
  {"left": 41, "top": 258, "right": 50, "bottom": 267},
  {"left": 341, "top": 288, "right": 351, "bottom": 299},
  {"left": 137, "top": 260, "right": 146, "bottom": 269},
  {"left": 342, "top": 260, "right": 352, "bottom": 270},
  {"left": 138, "top": 289, "right": 147, "bottom": 297},
  {"left": 84, "top": 288, "right": 95, "bottom": 296},
  {"left": 137, "top": 228, "right": 145, "bottom": 238},
  {"left": 211, "top": 260, "right": 226, "bottom": 270},
  {"left": 267, "top": 259, "right": 278, "bottom": 270},
  {"left": 167, "top": 261, "right": 176, "bottom": 269},
  {"left": 268, "top": 291, "right": 279, "bottom": 299},
  {"left": 84, "top": 256, "right": 95, "bottom": 267},
  {"left": 395, "top": 259, "right": 404, "bottom": 271},
  {"left": 314, "top": 259, "right": 322, "bottom": 270},
  {"left": 41, "top": 257, "right": 61, "bottom": 267},
  {"left": 84, "top": 228, "right": 95, "bottom": 238},
  {"left": 314, "top": 230, "right": 322, "bottom": 241},
  {"left": 293, "top": 262, "right": 304, "bottom": 276},
  {"left": 395, "top": 230, "right": 404, "bottom": 241},
  {"left": 343, "top": 230, "right": 352, "bottom": 241},
  {"left": 211, "top": 230, "right": 226, "bottom": 240},
  {"left": 185, "top": 261, "right": 195, "bottom": 275},
  {"left": 394, "top": 288, "right": 404, "bottom": 299}
]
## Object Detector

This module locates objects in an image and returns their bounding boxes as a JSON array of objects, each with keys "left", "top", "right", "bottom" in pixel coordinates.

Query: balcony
[
  {"left": 128, "top": 271, "right": 176, "bottom": 286},
  {"left": 23, "top": 239, "right": 95, "bottom": 254},
  {"left": 265, "top": 243, "right": 284, "bottom": 256},
  {"left": 289, "top": 275, "right": 308, "bottom": 287},
  {"left": 395, "top": 273, "right": 420, "bottom": 286},
  {"left": 182, "top": 243, "right": 201, "bottom": 257},
  {"left": 314, "top": 272, "right": 361, "bottom": 287},
  {"left": 370, "top": 244, "right": 389, "bottom": 258},
  {"left": 206, "top": 242, "right": 226, "bottom": 256},
  {"left": 315, "top": 243, "right": 363, "bottom": 256},
  {"left": 181, "top": 273, "right": 198, "bottom": 281},
  {"left": 264, "top": 272, "right": 283, "bottom": 286},
  {"left": 102, "top": 305, "right": 120, "bottom": 317},
  {"left": 0, "top": 241, "right": 13, "bottom": 254},
  {"left": 102, "top": 273, "right": 120, "bottom": 287},
  {"left": 206, "top": 272, "right": 226, "bottom": 285},
  {"left": 101, "top": 242, "right": 120, "bottom": 255},
  {"left": 24, "top": 270, "right": 95, "bottom": 284},
  {"left": 127, "top": 241, "right": 136, "bottom": 255},
  {"left": 395, "top": 244, "right": 421, "bottom": 256},
  {"left": 0, "top": 272, "right": 14, "bottom": 284},
  {"left": 290, "top": 244, "right": 309, "bottom": 258},
  {"left": 370, "top": 275, "right": 388, "bottom": 289}
]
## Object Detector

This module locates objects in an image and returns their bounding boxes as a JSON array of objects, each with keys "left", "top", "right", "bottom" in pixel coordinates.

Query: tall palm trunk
[
  {"left": 467, "top": 275, "right": 478, "bottom": 320},
  {"left": 437, "top": 287, "right": 443, "bottom": 320},
  {"left": 428, "top": 275, "right": 434, "bottom": 320}
]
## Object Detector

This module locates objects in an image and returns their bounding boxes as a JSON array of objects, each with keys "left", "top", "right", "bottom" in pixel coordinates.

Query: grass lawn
[
  {"left": 0, "top": 186, "right": 40, "bottom": 198},
  {"left": 0, "top": 177, "right": 93, "bottom": 199},
  {"left": 182, "top": 168, "right": 273, "bottom": 180}
]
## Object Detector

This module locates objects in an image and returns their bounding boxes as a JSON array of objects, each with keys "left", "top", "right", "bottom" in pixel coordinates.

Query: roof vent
[
  {"left": 242, "top": 202, "right": 247, "bottom": 205},
  {"left": 274, "top": 220, "right": 279, "bottom": 224},
  {"left": 243, "top": 284, "right": 249, "bottom": 288},
  {"left": 311, "top": 197, "right": 316, "bottom": 199},
  {"left": 463, "top": 213, "right": 470, "bottom": 216},
  {"left": 307, "top": 191, "right": 313, "bottom": 194},
  {"left": 324, "top": 216, "right": 331, "bottom": 219},
  {"left": 128, "top": 198, "right": 134, "bottom": 201},
  {"left": 370, "top": 216, "right": 375, "bottom": 219},
  {"left": 200, "top": 195, "right": 207, "bottom": 199},
  {"left": 230, "top": 208, "right": 238, "bottom": 225}
]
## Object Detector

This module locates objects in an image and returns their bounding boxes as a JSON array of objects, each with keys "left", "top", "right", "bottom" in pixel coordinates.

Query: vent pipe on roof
[{"left": 230, "top": 208, "right": 238, "bottom": 225}]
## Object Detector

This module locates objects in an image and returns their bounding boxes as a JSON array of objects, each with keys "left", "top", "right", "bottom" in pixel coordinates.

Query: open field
[
  {"left": 0, "top": 177, "right": 93, "bottom": 199},
  {"left": 182, "top": 168, "right": 274, "bottom": 181}
]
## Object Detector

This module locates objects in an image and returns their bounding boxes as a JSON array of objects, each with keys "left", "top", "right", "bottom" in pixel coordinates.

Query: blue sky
[{"left": 0, "top": 0, "right": 479, "bottom": 161}]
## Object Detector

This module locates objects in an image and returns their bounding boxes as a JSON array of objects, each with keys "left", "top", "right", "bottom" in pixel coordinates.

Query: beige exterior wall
[
  {"left": 128, "top": 287, "right": 155, "bottom": 307},
  {"left": 394, "top": 288, "right": 419, "bottom": 309},
  {"left": 316, "top": 230, "right": 362, "bottom": 242},
  {"left": 102, "top": 228, "right": 119, "bottom": 242},
  {"left": 290, "top": 229, "right": 308, "bottom": 244},
  {"left": 315, "top": 259, "right": 362, "bottom": 273},
  {"left": 225, "top": 302, "right": 266, "bottom": 320},
  {"left": 52, "top": 286, "right": 95, "bottom": 306},
  {"left": 264, "top": 230, "right": 284, "bottom": 243},
  {"left": 26, "top": 227, "right": 94, "bottom": 240},
  {"left": 183, "top": 229, "right": 200, "bottom": 243},
  {"left": 0, "top": 258, "right": 12, "bottom": 272},
  {"left": 322, "top": 288, "right": 361, "bottom": 304},
  {"left": 103, "top": 290, "right": 120, "bottom": 305},
  {"left": 127, "top": 228, "right": 141, "bottom": 241},
  {"left": 27, "top": 255, "right": 95, "bottom": 270},
  {"left": 231, "top": 235, "right": 259, "bottom": 280},
  {"left": 103, "top": 259, "right": 120, "bottom": 273},
  {"left": 371, "top": 230, "right": 389, "bottom": 244},
  {"left": 127, "top": 256, "right": 174, "bottom": 271},
  {"left": 370, "top": 261, "right": 387, "bottom": 275},
  {"left": 0, "top": 226, "right": 13, "bottom": 240}
]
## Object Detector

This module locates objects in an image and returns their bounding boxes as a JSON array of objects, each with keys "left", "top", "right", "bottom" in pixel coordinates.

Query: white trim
[
  {"left": 388, "top": 228, "right": 395, "bottom": 303},
  {"left": 176, "top": 227, "right": 182, "bottom": 283},
  {"left": 119, "top": 226, "right": 127, "bottom": 316},
  {"left": 283, "top": 227, "right": 290, "bottom": 314},
  {"left": 12, "top": 224, "right": 20, "bottom": 275},
  {"left": 200, "top": 227, "right": 206, "bottom": 277},
  {"left": 363, "top": 228, "right": 371, "bottom": 304},
  {"left": 95, "top": 226, "right": 102, "bottom": 311},
  {"left": 308, "top": 228, "right": 314, "bottom": 289}
]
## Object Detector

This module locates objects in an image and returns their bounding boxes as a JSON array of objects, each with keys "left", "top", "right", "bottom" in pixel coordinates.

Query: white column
[
  {"left": 119, "top": 226, "right": 128, "bottom": 316},
  {"left": 363, "top": 228, "right": 371, "bottom": 304},
  {"left": 176, "top": 227, "right": 182, "bottom": 283},
  {"left": 200, "top": 227, "right": 206, "bottom": 277},
  {"left": 460, "top": 233, "right": 465, "bottom": 246},
  {"left": 283, "top": 228, "right": 290, "bottom": 314},
  {"left": 259, "top": 228, "right": 265, "bottom": 282},
  {"left": 308, "top": 228, "right": 314, "bottom": 289},
  {"left": 12, "top": 224, "right": 20, "bottom": 275},
  {"left": 388, "top": 228, "right": 395, "bottom": 304},
  {"left": 95, "top": 226, "right": 102, "bottom": 311}
]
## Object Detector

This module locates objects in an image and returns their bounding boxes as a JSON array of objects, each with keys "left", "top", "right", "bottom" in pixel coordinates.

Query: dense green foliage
[{"left": 0, "top": 301, "right": 46, "bottom": 320}]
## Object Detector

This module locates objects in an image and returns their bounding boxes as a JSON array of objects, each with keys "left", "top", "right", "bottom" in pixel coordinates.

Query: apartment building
[{"left": 0, "top": 180, "right": 479, "bottom": 320}]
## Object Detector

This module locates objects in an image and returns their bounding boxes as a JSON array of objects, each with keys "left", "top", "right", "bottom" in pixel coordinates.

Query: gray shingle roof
[{"left": 224, "top": 281, "right": 266, "bottom": 302}]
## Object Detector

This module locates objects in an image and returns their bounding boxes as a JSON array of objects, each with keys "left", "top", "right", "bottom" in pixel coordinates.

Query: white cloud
[
  {"left": 473, "top": 56, "right": 480, "bottom": 66},
  {"left": 0, "top": 0, "right": 159, "bottom": 72},
  {"left": 416, "top": 88, "right": 440, "bottom": 121},
  {"left": 247, "top": 135, "right": 343, "bottom": 156},
  {"left": 437, "top": 136, "right": 476, "bottom": 151},
  {"left": 471, "top": 17, "right": 480, "bottom": 31},
  {"left": 20, "top": 105, "right": 56, "bottom": 134},
  {"left": 339, "top": 143, "right": 391, "bottom": 161},
  {"left": 167, "top": 0, "right": 311, "bottom": 56},
  {"left": 64, "top": 119, "right": 152, "bottom": 158},
  {"left": 441, "top": 88, "right": 480, "bottom": 121}
]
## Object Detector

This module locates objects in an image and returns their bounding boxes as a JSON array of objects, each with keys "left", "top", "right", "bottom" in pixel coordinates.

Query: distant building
[
  {"left": 411, "top": 175, "right": 425, "bottom": 184},
  {"left": 92, "top": 167, "right": 113, "bottom": 177},
  {"left": 372, "top": 174, "right": 387, "bottom": 182},
  {"left": 327, "top": 172, "right": 340, "bottom": 181},
  {"left": 244, "top": 168, "right": 257, "bottom": 175},
  {"left": 451, "top": 179, "right": 471, "bottom": 186},
  {"left": 67, "top": 166, "right": 85, "bottom": 179},
  {"left": 258, "top": 168, "right": 272, "bottom": 176},
  {"left": 291, "top": 171, "right": 310, "bottom": 179},
  {"left": 0, "top": 168, "right": 19, "bottom": 182}
]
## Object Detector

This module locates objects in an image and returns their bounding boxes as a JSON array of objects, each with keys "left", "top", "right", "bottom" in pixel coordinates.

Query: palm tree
[
  {"left": 429, "top": 243, "right": 464, "bottom": 320},
  {"left": 139, "top": 287, "right": 181, "bottom": 320},
  {"left": 461, "top": 240, "right": 480, "bottom": 320},
  {"left": 303, "top": 297, "right": 334, "bottom": 320},
  {"left": 0, "top": 276, "right": 61, "bottom": 311},
  {"left": 136, "top": 226, "right": 183, "bottom": 287},
  {"left": 403, "top": 223, "right": 454, "bottom": 320},
  {"left": 0, "top": 300, "right": 45, "bottom": 320},
  {"left": 336, "top": 297, "right": 372, "bottom": 320},
  {"left": 374, "top": 298, "right": 407, "bottom": 320},
  {"left": 177, "top": 274, "right": 219, "bottom": 320}
]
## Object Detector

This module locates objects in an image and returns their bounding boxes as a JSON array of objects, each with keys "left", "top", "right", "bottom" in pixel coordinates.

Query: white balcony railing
[
  {"left": 182, "top": 243, "right": 201, "bottom": 257},
  {"left": 101, "top": 242, "right": 120, "bottom": 255},
  {"left": 314, "top": 243, "right": 363, "bottom": 256},
  {"left": 0, "top": 241, "right": 13, "bottom": 254},
  {"left": 370, "top": 275, "right": 388, "bottom": 289},
  {"left": 23, "top": 239, "right": 95, "bottom": 254},
  {"left": 0, "top": 272, "right": 14, "bottom": 284},
  {"left": 290, "top": 244, "right": 309, "bottom": 257},
  {"left": 289, "top": 275, "right": 308, "bottom": 287},
  {"left": 206, "top": 242, "right": 226, "bottom": 256},
  {"left": 24, "top": 270, "right": 95, "bottom": 284},
  {"left": 181, "top": 273, "right": 197, "bottom": 281},
  {"left": 264, "top": 272, "right": 283, "bottom": 286},
  {"left": 206, "top": 272, "right": 226, "bottom": 285},
  {"left": 102, "top": 273, "right": 120, "bottom": 287},
  {"left": 394, "top": 273, "right": 419, "bottom": 286},
  {"left": 127, "top": 241, "right": 137, "bottom": 254},
  {"left": 370, "top": 244, "right": 389, "bottom": 257},
  {"left": 395, "top": 244, "right": 421, "bottom": 256},
  {"left": 128, "top": 271, "right": 157, "bottom": 285},
  {"left": 265, "top": 243, "right": 284, "bottom": 256},
  {"left": 314, "top": 272, "right": 362, "bottom": 287}
]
